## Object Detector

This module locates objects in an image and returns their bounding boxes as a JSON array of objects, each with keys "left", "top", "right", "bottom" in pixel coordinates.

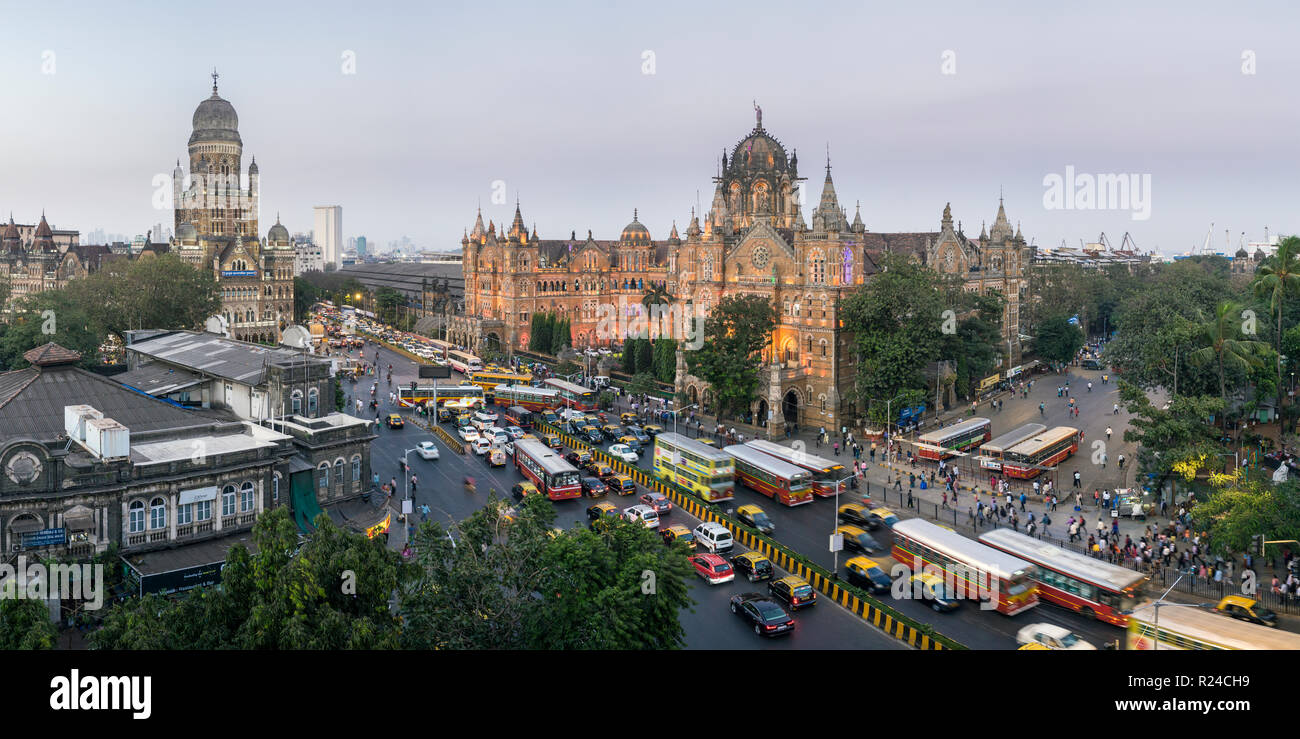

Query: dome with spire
[
  {"left": 176, "top": 222, "right": 197, "bottom": 242},
  {"left": 620, "top": 209, "right": 652, "bottom": 244},
  {"left": 189, "top": 70, "right": 241, "bottom": 147},
  {"left": 267, "top": 215, "right": 289, "bottom": 243}
]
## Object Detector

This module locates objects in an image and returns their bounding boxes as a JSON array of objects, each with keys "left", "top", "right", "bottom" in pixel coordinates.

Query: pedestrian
[
  {"left": 1105, "top": 426, "right": 1112, "bottom": 440},
  {"left": 1073, "top": 470, "right": 1081, "bottom": 488},
  {"left": 1113, "top": 403, "right": 1119, "bottom": 415},
  {"left": 909, "top": 472, "right": 916, "bottom": 489},
  {"left": 1019, "top": 492, "right": 1027, "bottom": 512},
  {"left": 1101, "top": 452, "right": 1107, "bottom": 469},
  {"left": 907, "top": 489, "right": 914, "bottom": 509},
  {"left": 1118, "top": 454, "right": 1125, "bottom": 470},
  {"left": 410, "top": 473, "right": 418, "bottom": 492},
  {"left": 834, "top": 441, "right": 840, "bottom": 456}
]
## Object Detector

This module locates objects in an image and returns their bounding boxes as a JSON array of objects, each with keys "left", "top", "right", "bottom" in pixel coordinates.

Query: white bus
[{"left": 447, "top": 350, "right": 483, "bottom": 375}]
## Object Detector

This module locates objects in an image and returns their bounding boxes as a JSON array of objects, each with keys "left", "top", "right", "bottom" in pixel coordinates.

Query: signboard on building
[
  {"left": 21, "top": 527, "right": 66, "bottom": 549},
  {"left": 122, "top": 559, "right": 226, "bottom": 598},
  {"left": 221, "top": 270, "right": 257, "bottom": 278},
  {"left": 978, "top": 374, "right": 1001, "bottom": 392}
]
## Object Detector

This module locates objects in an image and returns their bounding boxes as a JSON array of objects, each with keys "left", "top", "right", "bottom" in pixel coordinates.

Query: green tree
[
  {"left": 535, "top": 313, "right": 553, "bottom": 355},
  {"left": 622, "top": 337, "right": 639, "bottom": 374},
  {"left": 1252, "top": 236, "right": 1300, "bottom": 409},
  {"left": 550, "top": 315, "right": 569, "bottom": 355},
  {"left": 1186, "top": 300, "right": 1269, "bottom": 412},
  {"left": 653, "top": 338, "right": 677, "bottom": 384},
  {"left": 374, "top": 287, "right": 405, "bottom": 325},
  {"left": 294, "top": 276, "right": 321, "bottom": 322},
  {"left": 70, "top": 254, "right": 220, "bottom": 336},
  {"left": 1119, "top": 382, "right": 1225, "bottom": 499},
  {"left": 684, "top": 293, "right": 776, "bottom": 418},
  {"left": 0, "top": 290, "right": 101, "bottom": 370},
  {"left": 1033, "top": 314, "right": 1084, "bottom": 365},
  {"left": 626, "top": 371, "right": 658, "bottom": 398},
  {"left": 636, "top": 336, "right": 653, "bottom": 372},
  {"left": 642, "top": 283, "right": 673, "bottom": 337},
  {"left": 400, "top": 493, "right": 693, "bottom": 649},
  {"left": 0, "top": 597, "right": 58, "bottom": 649},
  {"left": 1193, "top": 478, "right": 1300, "bottom": 556}
]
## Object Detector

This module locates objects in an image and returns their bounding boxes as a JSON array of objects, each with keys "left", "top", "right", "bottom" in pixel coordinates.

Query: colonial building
[
  {"left": 458, "top": 110, "right": 1031, "bottom": 433},
  {"left": 169, "top": 72, "right": 295, "bottom": 344},
  {"left": 0, "top": 214, "right": 94, "bottom": 307}
]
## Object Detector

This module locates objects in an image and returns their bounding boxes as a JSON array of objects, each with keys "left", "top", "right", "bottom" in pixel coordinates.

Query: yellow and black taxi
[
  {"left": 601, "top": 424, "right": 623, "bottom": 441},
  {"left": 641, "top": 424, "right": 665, "bottom": 437},
  {"left": 541, "top": 432, "right": 562, "bottom": 449},
  {"left": 455, "top": 412, "right": 473, "bottom": 427},
  {"left": 869, "top": 507, "right": 901, "bottom": 529},
  {"left": 661, "top": 524, "right": 697, "bottom": 550},
  {"left": 729, "top": 592, "right": 794, "bottom": 638},
  {"left": 730, "top": 551, "right": 774, "bottom": 582},
  {"left": 586, "top": 501, "right": 620, "bottom": 530},
  {"left": 510, "top": 481, "right": 539, "bottom": 500},
  {"left": 1216, "top": 595, "right": 1278, "bottom": 627},
  {"left": 385, "top": 413, "right": 405, "bottom": 429},
  {"left": 836, "top": 524, "right": 884, "bottom": 554},
  {"left": 539, "top": 410, "right": 560, "bottom": 425},
  {"left": 579, "top": 424, "right": 604, "bottom": 445},
  {"left": 580, "top": 476, "right": 608, "bottom": 498},
  {"left": 620, "top": 411, "right": 639, "bottom": 425},
  {"left": 844, "top": 556, "right": 893, "bottom": 594},
  {"left": 608, "top": 473, "right": 637, "bottom": 496},
  {"left": 690, "top": 553, "right": 736, "bottom": 585},
  {"left": 564, "top": 449, "right": 593, "bottom": 467},
  {"left": 488, "top": 448, "right": 508, "bottom": 467},
  {"left": 910, "top": 572, "right": 961, "bottom": 613},
  {"left": 837, "top": 502, "right": 875, "bottom": 529},
  {"left": 615, "top": 433, "right": 643, "bottom": 452},
  {"left": 436, "top": 407, "right": 453, "bottom": 423},
  {"left": 768, "top": 575, "right": 817, "bottom": 610},
  {"left": 735, "top": 504, "right": 775, "bottom": 535},
  {"left": 586, "top": 460, "right": 615, "bottom": 479}
]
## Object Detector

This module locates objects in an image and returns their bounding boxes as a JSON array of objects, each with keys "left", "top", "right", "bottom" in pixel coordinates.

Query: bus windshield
[{"left": 553, "top": 471, "right": 579, "bottom": 488}]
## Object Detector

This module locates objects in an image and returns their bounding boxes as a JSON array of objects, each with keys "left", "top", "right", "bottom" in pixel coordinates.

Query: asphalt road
[{"left": 348, "top": 340, "right": 904, "bottom": 650}]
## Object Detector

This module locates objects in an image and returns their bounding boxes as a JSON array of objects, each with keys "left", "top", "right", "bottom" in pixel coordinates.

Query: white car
[
  {"left": 416, "top": 441, "right": 440, "bottom": 460},
  {"left": 457, "top": 427, "right": 480, "bottom": 443},
  {"left": 622, "top": 504, "right": 660, "bottom": 529},
  {"left": 472, "top": 438, "right": 492, "bottom": 456},
  {"left": 490, "top": 428, "right": 510, "bottom": 445},
  {"left": 608, "top": 444, "right": 639, "bottom": 463},
  {"left": 1015, "top": 623, "right": 1096, "bottom": 650},
  {"left": 505, "top": 425, "right": 526, "bottom": 440},
  {"left": 503, "top": 441, "right": 516, "bottom": 457}
]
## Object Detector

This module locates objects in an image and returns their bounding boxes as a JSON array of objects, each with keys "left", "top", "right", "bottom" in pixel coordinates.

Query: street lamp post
[
  {"left": 831, "top": 473, "right": 856, "bottom": 577},
  {"left": 675, "top": 403, "right": 699, "bottom": 436},
  {"left": 402, "top": 448, "right": 420, "bottom": 502},
  {"left": 1122, "top": 569, "right": 1213, "bottom": 651}
]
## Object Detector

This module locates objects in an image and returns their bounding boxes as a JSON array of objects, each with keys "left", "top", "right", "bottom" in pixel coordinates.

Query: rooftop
[{"left": 127, "top": 331, "right": 325, "bottom": 385}]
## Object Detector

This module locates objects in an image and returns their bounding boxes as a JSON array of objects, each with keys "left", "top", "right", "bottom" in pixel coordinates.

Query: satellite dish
[
  {"left": 204, "top": 315, "right": 230, "bottom": 338},
  {"left": 280, "top": 325, "right": 312, "bottom": 350}
]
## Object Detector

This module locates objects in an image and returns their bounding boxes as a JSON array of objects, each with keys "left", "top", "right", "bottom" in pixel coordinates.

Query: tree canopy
[{"left": 684, "top": 293, "right": 776, "bottom": 418}]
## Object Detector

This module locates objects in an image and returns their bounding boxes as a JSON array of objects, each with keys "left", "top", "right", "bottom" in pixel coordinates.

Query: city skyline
[{"left": 1, "top": 1, "right": 1297, "bottom": 254}]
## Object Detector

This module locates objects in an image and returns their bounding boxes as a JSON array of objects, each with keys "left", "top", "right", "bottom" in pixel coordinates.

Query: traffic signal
[
  {"left": 1251, "top": 534, "right": 1263, "bottom": 557},
  {"left": 410, "top": 381, "right": 417, "bottom": 391}
]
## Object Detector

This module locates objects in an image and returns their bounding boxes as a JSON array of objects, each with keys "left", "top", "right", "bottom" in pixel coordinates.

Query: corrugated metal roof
[{"left": 128, "top": 331, "right": 324, "bottom": 385}]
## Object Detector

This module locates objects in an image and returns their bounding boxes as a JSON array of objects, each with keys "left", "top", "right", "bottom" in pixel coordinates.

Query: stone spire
[
  {"left": 941, "top": 202, "right": 953, "bottom": 231},
  {"left": 980, "top": 220, "right": 987, "bottom": 240},
  {"left": 811, "top": 150, "right": 843, "bottom": 232},
  {"left": 687, "top": 207, "right": 701, "bottom": 238},
  {"left": 470, "top": 207, "right": 486, "bottom": 242},
  {"left": 990, "top": 194, "right": 1012, "bottom": 241},
  {"left": 508, "top": 199, "right": 526, "bottom": 240},
  {"left": 1015, "top": 221, "right": 1023, "bottom": 241},
  {"left": 851, "top": 201, "right": 864, "bottom": 232}
]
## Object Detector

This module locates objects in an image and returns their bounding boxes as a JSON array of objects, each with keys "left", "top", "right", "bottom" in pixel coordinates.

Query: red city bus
[
  {"left": 743, "top": 439, "right": 848, "bottom": 498},
  {"left": 492, "top": 384, "right": 561, "bottom": 412},
  {"left": 915, "top": 417, "right": 991, "bottom": 460},
  {"left": 979, "top": 528, "right": 1147, "bottom": 626},
  {"left": 724, "top": 444, "right": 814, "bottom": 507},
  {"left": 891, "top": 519, "right": 1039, "bottom": 616},
  {"left": 1001, "top": 426, "right": 1083, "bottom": 479},
  {"left": 513, "top": 438, "right": 581, "bottom": 500},
  {"left": 976, "top": 423, "right": 1046, "bottom": 472},
  {"left": 542, "top": 378, "right": 598, "bottom": 411},
  {"left": 501, "top": 405, "right": 534, "bottom": 430}
]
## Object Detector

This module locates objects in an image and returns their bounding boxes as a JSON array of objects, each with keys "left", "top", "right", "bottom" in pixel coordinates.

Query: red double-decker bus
[
  {"left": 915, "top": 417, "right": 991, "bottom": 460},
  {"left": 513, "top": 438, "right": 581, "bottom": 500},
  {"left": 1001, "top": 426, "right": 1083, "bottom": 479},
  {"left": 743, "top": 439, "right": 848, "bottom": 498},
  {"left": 979, "top": 528, "right": 1146, "bottom": 626},
  {"left": 724, "top": 444, "right": 814, "bottom": 507}
]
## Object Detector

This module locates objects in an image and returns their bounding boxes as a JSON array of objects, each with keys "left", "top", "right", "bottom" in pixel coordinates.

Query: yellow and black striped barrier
[
  {"left": 538, "top": 422, "right": 965, "bottom": 651},
  {"left": 430, "top": 421, "right": 467, "bottom": 454}
]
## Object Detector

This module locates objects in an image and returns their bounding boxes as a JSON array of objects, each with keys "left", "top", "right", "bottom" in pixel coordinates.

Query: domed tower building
[{"left": 170, "top": 71, "right": 292, "bottom": 343}]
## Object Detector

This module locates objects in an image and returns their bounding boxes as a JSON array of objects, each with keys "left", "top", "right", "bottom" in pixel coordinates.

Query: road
[{"left": 350, "top": 340, "right": 904, "bottom": 650}]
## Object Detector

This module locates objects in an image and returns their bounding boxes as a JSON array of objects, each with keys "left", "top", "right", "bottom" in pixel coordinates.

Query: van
[{"left": 693, "top": 522, "right": 734, "bottom": 553}]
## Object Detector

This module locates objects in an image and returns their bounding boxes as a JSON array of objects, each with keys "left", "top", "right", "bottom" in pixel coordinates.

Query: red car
[
  {"left": 639, "top": 492, "right": 672, "bottom": 515},
  {"left": 690, "top": 554, "right": 736, "bottom": 585}
]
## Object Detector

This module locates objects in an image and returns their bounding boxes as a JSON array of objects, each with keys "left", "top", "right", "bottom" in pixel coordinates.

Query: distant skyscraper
[
  {"left": 356, "top": 236, "right": 367, "bottom": 257},
  {"left": 313, "top": 206, "right": 342, "bottom": 268}
]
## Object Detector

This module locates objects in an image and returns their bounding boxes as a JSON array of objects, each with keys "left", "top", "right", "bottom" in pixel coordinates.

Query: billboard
[
  {"left": 221, "top": 270, "right": 257, "bottom": 278},
  {"left": 418, "top": 364, "right": 451, "bottom": 379}
]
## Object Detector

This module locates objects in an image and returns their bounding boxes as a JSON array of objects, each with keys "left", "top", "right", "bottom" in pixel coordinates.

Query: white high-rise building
[{"left": 313, "top": 205, "right": 343, "bottom": 268}]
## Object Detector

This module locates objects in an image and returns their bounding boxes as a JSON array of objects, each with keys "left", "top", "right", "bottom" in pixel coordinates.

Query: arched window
[
  {"left": 149, "top": 497, "right": 166, "bottom": 530},
  {"left": 319, "top": 462, "right": 329, "bottom": 491},
  {"left": 291, "top": 389, "right": 303, "bottom": 415},
  {"left": 240, "top": 481, "right": 255, "bottom": 512},
  {"left": 129, "top": 501, "right": 145, "bottom": 533},
  {"left": 820, "top": 338, "right": 829, "bottom": 356},
  {"left": 222, "top": 484, "right": 237, "bottom": 517},
  {"left": 334, "top": 459, "right": 344, "bottom": 489},
  {"left": 307, "top": 388, "right": 319, "bottom": 416},
  {"left": 842, "top": 247, "right": 853, "bottom": 284}
]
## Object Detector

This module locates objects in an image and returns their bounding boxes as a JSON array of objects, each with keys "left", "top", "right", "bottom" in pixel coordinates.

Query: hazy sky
[{"left": 2, "top": 0, "right": 1297, "bottom": 254}]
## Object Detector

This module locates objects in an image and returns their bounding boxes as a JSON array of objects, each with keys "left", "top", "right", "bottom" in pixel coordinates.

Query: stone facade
[{"left": 460, "top": 110, "right": 1031, "bottom": 433}]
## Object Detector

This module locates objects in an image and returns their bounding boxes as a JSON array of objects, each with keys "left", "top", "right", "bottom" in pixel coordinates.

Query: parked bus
[
  {"left": 513, "top": 438, "right": 581, "bottom": 501},
  {"left": 976, "top": 423, "right": 1046, "bottom": 471},
  {"left": 1127, "top": 602, "right": 1300, "bottom": 650},
  {"left": 398, "top": 384, "right": 485, "bottom": 408},
  {"left": 915, "top": 417, "right": 991, "bottom": 460},
  {"left": 891, "top": 519, "right": 1039, "bottom": 616},
  {"left": 652, "top": 432, "right": 734, "bottom": 503},
  {"left": 1001, "top": 426, "right": 1084, "bottom": 479},
  {"left": 491, "top": 384, "right": 560, "bottom": 412},
  {"left": 979, "top": 528, "right": 1146, "bottom": 626},
  {"left": 743, "top": 439, "right": 848, "bottom": 498},
  {"left": 469, "top": 369, "right": 532, "bottom": 391},
  {"left": 447, "top": 350, "right": 483, "bottom": 375},
  {"left": 427, "top": 339, "right": 455, "bottom": 361},
  {"left": 502, "top": 405, "right": 534, "bottom": 430},
  {"left": 725, "top": 444, "right": 814, "bottom": 507},
  {"left": 542, "top": 378, "right": 598, "bottom": 411}
]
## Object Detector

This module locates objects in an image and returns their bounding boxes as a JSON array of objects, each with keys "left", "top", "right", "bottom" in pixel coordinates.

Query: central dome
[
  {"left": 730, "top": 128, "right": 789, "bottom": 174},
  {"left": 189, "top": 77, "right": 242, "bottom": 147},
  {"left": 620, "top": 209, "right": 651, "bottom": 243}
]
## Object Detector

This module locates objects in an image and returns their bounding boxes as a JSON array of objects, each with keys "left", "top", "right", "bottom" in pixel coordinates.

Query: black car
[
  {"left": 580, "top": 477, "right": 608, "bottom": 498},
  {"left": 729, "top": 593, "right": 794, "bottom": 637},
  {"left": 768, "top": 577, "right": 817, "bottom": 610},
  {"left": 584, "top": 429, "right": 604, "bottom": 445}
]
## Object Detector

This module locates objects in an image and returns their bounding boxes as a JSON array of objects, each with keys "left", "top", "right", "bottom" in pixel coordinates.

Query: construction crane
[
  {"left": 1098, "top": 232, "right": 1114, "bottom": 251},
  {"left": 1120, "top": 232, "right": 1138, "bottom": 252},
  {"left": 1200, "top": 222, "right": 1214, "bottom": 255}
]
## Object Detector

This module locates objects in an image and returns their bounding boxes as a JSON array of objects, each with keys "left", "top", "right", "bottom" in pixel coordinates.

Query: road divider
[
  {"left": 539, "top": 422, "right": 965, "bottom": 651},
  {"left": 429, "top": 421, "right": 466, "bottom": 454}
]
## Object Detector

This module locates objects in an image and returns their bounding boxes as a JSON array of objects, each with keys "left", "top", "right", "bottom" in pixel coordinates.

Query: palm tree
[
  {"left": 641, "top": 283, "right": 673, "bottom": 339},
  {"left": 1187, "top": 300, "right": 1268, "bottom": 416},
  {"left": 1251, "top": 235, "right": 1300, "bottom": 408}
]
